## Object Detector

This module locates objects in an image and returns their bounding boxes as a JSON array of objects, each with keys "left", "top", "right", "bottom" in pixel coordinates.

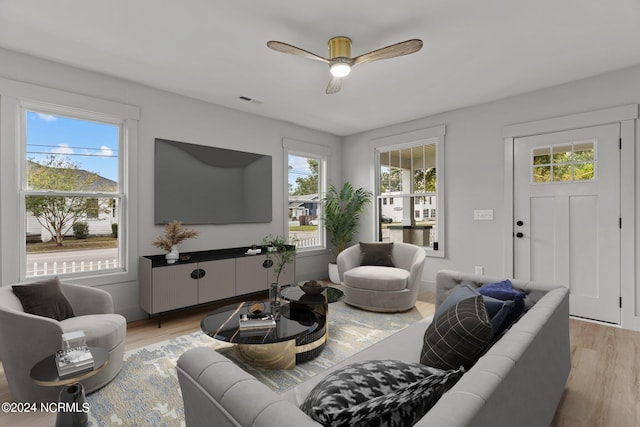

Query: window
[
  {"left": 374, "top": 126, "right": 445, "bottom": 257},
  {"left": 532, "top": 141, "right": 596, "bottom": 183},
  {"left": 23, "top": 108, "right": 123, "bottom": 278},
  {"left": 284, "top": 139, "right": 328, "bottom": 252}
]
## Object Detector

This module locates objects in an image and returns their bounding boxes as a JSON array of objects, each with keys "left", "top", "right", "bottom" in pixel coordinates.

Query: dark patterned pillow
[
  {"left": 359, "top": 242, "right": 394, "bottom": 267},
  {"left": 12, "top": 277, "right": 75, "bottom": 321},
  {"left": 420, "top": 295, "right": 493, "bottom": 370},
  {"left": 300, "top": 360, "right": 462, "bottom": 427},
  {"left": 435, "top": 283, "right": 516, "bottom": 336}
]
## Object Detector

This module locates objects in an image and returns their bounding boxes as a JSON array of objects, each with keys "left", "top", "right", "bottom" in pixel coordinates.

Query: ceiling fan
[{"left": 267, "top": 36, "right": 423, "bottom": 94}]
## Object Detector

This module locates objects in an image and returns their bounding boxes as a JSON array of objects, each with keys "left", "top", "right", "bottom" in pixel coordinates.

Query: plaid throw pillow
[{"left": 420, "top": 295, "right": 493, "bottom": 370}]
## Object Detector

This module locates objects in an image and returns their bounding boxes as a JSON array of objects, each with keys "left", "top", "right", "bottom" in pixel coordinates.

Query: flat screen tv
[{"left": 154, "top": 138, "right": 272, "bottom": 225}]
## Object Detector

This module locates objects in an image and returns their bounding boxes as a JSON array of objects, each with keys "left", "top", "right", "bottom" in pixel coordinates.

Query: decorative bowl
[
  {"left": 247, "top": 302, "right": 266, "bottom": 318},
  {"left": 299, "top": 280, "right": 327, "bottom": 295}
]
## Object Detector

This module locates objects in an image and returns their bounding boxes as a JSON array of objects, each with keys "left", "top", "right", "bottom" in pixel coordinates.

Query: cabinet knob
[
  {"left": 190, "top": 269, "right": 206, "bottom": 280},
  {"left": 263, "top": 259, "right": 274, "bottom": 269}
]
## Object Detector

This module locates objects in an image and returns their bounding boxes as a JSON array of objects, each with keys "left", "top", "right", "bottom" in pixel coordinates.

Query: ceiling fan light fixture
[{"left": 330, "top": 61, "right": 351, "bottom": 77}]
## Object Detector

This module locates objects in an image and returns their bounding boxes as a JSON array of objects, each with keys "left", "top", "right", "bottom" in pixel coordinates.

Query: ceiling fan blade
[
  {"left": 352, "top": 39, "right": 423, "bottom": 66},
  {"left": 267, "top": 41, "right": 329, "bottom": 63},
  {"left": 326, "top": 76, "right": 342, "bottom": 94}
]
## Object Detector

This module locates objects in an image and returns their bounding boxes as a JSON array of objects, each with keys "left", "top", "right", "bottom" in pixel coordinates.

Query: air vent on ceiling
[{"left": 238, "top": 96, "right": 263, "bottom": 105}]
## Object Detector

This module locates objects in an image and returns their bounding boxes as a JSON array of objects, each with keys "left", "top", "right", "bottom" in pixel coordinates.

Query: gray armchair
[
  {"left": 0, "top": 282, "right": 126, "bottom": 403},
  {"left": 337, "top": 242, "right": 426, "bottom": 312}
]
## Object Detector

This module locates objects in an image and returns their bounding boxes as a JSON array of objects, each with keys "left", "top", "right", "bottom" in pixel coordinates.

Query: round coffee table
[{"left": 201, "top": 301, "right": 325, "bottom": 369}]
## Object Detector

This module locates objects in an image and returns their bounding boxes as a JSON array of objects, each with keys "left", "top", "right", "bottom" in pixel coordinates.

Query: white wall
[
  {"left": 342, "top": 64, "right": 640, "bottom": 329},
  {"left": 0, "top": 47, "right": 341, "bottom": 320}
]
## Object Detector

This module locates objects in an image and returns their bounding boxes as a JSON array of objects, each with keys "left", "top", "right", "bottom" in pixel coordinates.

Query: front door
[{"left": 513, "top": 123, "right": 620, "bottom": 324}]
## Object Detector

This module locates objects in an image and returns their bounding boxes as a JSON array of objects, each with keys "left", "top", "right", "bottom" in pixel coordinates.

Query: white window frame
[
  {"left": 283, "top": 138, "right": 329, "bottom": 254},
  {"left": 371, "top": 125, "right": 446, "bottom": 258},
  {"left": 0, "top": 77, "right": 139, "bottom": 285}
]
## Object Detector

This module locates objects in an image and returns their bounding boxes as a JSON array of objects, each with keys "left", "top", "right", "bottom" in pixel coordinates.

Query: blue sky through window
[
  {"left": 26, "top": 111, "right": 119, "bottom": 182},
  {"left": 288, "top": 154, "right": 313, "bottom": 194}
]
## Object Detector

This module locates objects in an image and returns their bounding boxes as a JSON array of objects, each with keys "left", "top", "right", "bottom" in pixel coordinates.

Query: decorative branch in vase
[
  {"left": 262, "top": 234, "right": 296, "bottom": 311},
  {"left": 152, "top": 220, "right": 199, "bottom": 264}
]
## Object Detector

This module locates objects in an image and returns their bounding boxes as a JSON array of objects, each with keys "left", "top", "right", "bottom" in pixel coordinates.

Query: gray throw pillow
[
  {"left": 359, "top": 242, "right": 394, "bottom": 267},
  {"left": 300, "top": 359, "right": 462, "bottom": 427},
  {"left": 420, "top": 295, "right": 493, "bottom": 370},
  {"left": 12, "top": 277, "right": 75, "bottom": 321}
]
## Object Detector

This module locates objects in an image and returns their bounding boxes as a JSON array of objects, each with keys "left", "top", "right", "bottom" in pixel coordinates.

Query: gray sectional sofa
[{"left": 176, "top": 270, "right": 571, "bottom": 427}]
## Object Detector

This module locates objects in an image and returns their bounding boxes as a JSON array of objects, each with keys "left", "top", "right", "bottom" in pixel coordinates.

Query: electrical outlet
[
  {"left": 473, "top": 209, "right": 494, "bottom": 220},
  {"left": 474, "top": 266, "right": 484, "bottom": 275}
]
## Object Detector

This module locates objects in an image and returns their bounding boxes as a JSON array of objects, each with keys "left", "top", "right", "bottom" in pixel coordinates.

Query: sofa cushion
[
  {"left": 61, "top": 314, "right": 126, "bottom": 351},
  {"left": 359, "top": 242, "right": 394, "bottom": 267},
  {"left": 11, "top": 277, "right": 75, "bottom": 321},
  {"left": 300, "top": 359, "right": 462, "bottom": 427},
  {"left": 420, "top": 295, "right": 493, "bottom": 370},
  {"left": 344, "top": 266, "right": 409, "bottom": 291},
  {"left": 435, "top": 283, "right": 517, "bottom": 336}
]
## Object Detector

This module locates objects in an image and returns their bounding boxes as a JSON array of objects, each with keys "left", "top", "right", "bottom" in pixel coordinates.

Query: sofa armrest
[
  {"left": 177, "top": 347, "right": 322, "bottom": 427},
  {"left": 60, "top": 282, "right": 114, "bottom": 315}
]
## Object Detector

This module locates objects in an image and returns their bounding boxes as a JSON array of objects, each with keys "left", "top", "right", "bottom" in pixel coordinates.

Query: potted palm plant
[{"left": 322, "top": 182, "right": 373, "bottom": 283}]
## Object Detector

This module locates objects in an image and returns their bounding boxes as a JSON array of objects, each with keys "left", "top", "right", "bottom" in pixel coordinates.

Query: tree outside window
[{"left": 24, "top": 110, "right": 121, "bottom": 277}]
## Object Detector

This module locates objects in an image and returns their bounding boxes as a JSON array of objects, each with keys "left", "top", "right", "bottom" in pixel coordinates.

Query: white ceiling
[{"left": 1, "top": 0, "right": 640, "bottom": 136}]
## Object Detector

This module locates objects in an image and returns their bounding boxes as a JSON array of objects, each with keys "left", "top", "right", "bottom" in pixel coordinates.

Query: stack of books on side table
[
  {"left": 239, "top": 313, "right": 276, "bottom": 331},
  {"left": 55, "top": 346, "right": 94, "bottom": 378}
]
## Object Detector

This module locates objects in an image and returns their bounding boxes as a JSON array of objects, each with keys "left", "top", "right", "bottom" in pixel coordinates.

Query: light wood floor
[{"left": 1, "top": 291, "right": 639, "bottom": 427}]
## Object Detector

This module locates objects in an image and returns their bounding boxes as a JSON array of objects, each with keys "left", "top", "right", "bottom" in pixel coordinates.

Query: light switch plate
[{"left": 473, "top": 209, "right": 494, "bottom": 220}]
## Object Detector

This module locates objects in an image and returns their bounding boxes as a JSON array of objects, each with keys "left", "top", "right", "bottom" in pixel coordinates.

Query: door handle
[{"left": 516, "top": 232, "right": 524, "bottom": 238}]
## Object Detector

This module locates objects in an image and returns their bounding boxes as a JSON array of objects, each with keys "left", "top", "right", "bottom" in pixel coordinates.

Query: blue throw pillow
[
  {"left": 436, "top": 283, "right": 506, "bottom": 320},
  {"left": 478, "top": 280, "right": 526, "bottom": 331},
  {"left": 477, "top": 279, "right": 525, "bottom": 301}
]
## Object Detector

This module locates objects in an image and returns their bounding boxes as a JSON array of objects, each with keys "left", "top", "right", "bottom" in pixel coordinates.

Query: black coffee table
[{"left": 201, "top": 300, "right": 325, "bottom": 369}]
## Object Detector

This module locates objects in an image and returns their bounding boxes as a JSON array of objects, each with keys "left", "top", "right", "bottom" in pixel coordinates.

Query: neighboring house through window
[
  {"left": 284, "top": 138, "right": 328, "bottom": 252},
  {"left": 373, "top": 125, "right": 446, "bottom": 257}
]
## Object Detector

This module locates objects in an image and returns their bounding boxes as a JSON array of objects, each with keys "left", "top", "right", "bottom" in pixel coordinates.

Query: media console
[{"left": 139, "top": 246, "right": 295, "bottom": 326}]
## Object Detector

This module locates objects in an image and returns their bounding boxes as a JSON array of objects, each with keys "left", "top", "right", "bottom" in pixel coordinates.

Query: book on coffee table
[{"left": 239, "top": 313, "right": 276, "bottom": 330}]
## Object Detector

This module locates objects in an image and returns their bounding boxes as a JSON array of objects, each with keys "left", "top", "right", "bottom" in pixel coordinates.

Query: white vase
[
  {"left": 328, "top": 262, "right": 340, "bottom": 284},
  {"left": 165, "top": 245, "right": 179, "bottom": 264}
]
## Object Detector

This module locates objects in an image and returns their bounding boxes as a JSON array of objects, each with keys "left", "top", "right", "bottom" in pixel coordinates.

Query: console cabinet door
[
  {"left": 236, "top": 255, "right": 269, "bottom": 294},
  {"left": 151, "top": 263, "right": 198, "bottom": 313},
  {"left": 198, "top": 259, "right": 236, "bottom": 303}
]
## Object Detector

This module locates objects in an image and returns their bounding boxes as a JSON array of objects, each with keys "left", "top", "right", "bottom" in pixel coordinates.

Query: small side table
[{"left": 30, "top": 347, "right": 109, "bottom": 427}]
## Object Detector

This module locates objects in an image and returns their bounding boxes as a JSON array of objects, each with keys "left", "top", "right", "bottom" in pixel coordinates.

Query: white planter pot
[{"left": 328, "top": 262, "right": 341, "bottom": 284}]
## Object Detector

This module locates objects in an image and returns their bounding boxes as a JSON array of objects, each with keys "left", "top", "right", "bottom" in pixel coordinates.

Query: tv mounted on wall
[{"left": 154, "top": 138, "right": 272, "bottom": 225}]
